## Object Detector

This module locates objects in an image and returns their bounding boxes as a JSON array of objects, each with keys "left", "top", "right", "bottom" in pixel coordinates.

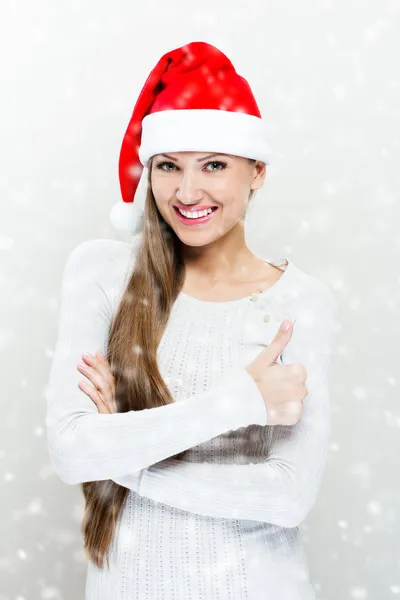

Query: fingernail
[
  {"left": 281, "top": 320, "right": 290, "bottom": 331},
  {"left": 83, "top": 353, "right": 93, "bottom": 358}
]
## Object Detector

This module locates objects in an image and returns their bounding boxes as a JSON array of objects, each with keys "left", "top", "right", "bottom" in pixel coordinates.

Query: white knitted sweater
[{"left": 46, "top": 238, "right": 338, "bottom": 600}]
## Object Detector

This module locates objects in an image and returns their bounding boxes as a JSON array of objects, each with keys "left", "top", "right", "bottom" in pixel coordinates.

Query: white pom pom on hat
[
  {"left": 109, "top": 197, "right": 144, "bottom": 233},
  {"left": 110, "top": 40, "right": 272, "bottom": 234}
]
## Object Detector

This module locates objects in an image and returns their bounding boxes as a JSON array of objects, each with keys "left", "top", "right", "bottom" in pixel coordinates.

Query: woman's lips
[{"left": 174, "top": 206, "right": 218, "bottom": 226}]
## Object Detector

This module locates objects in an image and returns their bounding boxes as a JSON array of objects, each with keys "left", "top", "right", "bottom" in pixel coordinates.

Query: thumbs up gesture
[{"left": 245, "top": 320, "right": 307, "bottom": 426}]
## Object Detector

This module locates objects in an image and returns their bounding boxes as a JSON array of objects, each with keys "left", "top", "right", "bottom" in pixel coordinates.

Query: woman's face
[{"left": 150, "top": 151, "right": 266, "bottom": 247}]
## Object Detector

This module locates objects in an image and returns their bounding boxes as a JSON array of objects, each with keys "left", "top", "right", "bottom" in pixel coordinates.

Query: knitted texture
[{"left": 46, "top": 238, "right": 338, "bottom": 600}]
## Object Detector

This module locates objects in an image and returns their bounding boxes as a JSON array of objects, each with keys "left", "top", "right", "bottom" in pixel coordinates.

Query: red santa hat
[{"left": 110, "top": 40, "right": 272, "bottom": 234}]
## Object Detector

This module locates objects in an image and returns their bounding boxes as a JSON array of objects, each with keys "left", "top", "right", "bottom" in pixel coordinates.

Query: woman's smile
[{"left": 173, "top": 205, "right": 219, "bottom": 226}]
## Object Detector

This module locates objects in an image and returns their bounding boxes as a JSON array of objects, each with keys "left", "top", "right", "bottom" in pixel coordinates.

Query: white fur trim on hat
[{"left": 138, "top": 109, "right": 273, "bottom": 167}]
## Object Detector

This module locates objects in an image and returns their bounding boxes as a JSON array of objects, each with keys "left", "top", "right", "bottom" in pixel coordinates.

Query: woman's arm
[
  {"left": 113, "top": 284, "right": 338, "bottom": 528},
  {"left": 46, "top": 240, "right": 268, "bottom": 486}
]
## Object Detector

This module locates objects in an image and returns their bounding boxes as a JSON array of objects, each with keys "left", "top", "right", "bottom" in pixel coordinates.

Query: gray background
[{"left": 1, "top": 0, "right": 399, "bottom": 598}]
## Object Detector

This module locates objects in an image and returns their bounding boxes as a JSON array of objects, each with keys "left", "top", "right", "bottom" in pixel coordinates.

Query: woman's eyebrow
[{"left": 158, "top": 153, "right": 234, "bottom": 162}]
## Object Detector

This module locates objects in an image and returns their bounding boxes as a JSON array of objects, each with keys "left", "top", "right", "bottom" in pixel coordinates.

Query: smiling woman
[{"left": 47, "top": 40, "right": 336, "bottom": 600}]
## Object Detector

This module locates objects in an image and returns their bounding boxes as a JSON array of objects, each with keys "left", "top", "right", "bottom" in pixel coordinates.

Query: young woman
[{"left": 46, "top": 41, "right": 338, "bottom": 600}]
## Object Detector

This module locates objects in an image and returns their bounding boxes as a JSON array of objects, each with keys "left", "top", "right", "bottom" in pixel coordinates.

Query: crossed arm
[
  {"left": 47, "top": 240, "right": 337, "bottom": 529},
  {"left": 113, "top": 285, "right": 338, "bottom": 528}
]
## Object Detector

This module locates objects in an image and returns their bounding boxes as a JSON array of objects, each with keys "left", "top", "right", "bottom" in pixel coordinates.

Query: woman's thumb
[
  {"left": 265, "top": 320, "right": 293, "bottom": 365},
  {"left": 280, "top": 320, "right": 291, "bottom": 333}
]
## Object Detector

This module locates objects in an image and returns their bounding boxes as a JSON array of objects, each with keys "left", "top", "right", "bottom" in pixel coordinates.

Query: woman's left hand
[{"left": 77, "top": 351, "right": 117, "bottom": 414}]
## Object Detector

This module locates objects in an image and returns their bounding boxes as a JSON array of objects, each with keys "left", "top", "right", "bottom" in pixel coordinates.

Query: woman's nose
[{"left": 177, "top": 172, "right": 203, "bottom": 203}]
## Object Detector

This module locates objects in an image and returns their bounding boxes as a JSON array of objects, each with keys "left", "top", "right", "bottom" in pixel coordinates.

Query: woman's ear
[{"left": 250, "top": 161, "right": 267, "bottom": 191}]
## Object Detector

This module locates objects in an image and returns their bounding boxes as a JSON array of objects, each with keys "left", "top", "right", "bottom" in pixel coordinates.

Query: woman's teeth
[
  {"left": 174, "top": 205, "right": 218, "bottom": 226},
  {"left": 178, "top": 207, "right": 214, "bottom": 219}
]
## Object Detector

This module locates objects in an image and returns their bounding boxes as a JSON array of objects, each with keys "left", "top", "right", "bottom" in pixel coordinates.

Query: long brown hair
[{"left": 81, "top": 157, "right": 257, "bottom": 569}]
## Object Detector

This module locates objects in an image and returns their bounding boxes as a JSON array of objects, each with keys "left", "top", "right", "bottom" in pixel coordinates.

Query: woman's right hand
[{"left": 245, "top": 321, "right": 308, "bottom": 426}]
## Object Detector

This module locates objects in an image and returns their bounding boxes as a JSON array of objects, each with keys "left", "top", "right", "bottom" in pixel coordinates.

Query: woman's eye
[
  {"left": 156, "top": 161, "right": 177, "bottom": 171},
  {"left": 205, "top": 161, "right": 227, "bottom": 172}
]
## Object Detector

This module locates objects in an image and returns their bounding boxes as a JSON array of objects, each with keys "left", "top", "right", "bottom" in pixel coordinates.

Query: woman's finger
[
  {"left": 78, "top": 352, "right": 117, "bottom": 413},
  {"left": 78, "top": 379, "right": 112, "bottom": 414},
  {"left": 77, "top": 360, "right": 114, "bottom": 401},
  {"left": 81, "top": 352, "right": 116, "bottom": 395}
]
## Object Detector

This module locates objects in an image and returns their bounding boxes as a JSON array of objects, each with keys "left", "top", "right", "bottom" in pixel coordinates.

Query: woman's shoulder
[
  {"left": 62, "top": 238, "right": 140, "bottom": 315},
  {"left": 66, "top": 237, "right": 138, "bottom": 270},
  {"left": 285, "top": 258, "right": 338, "bottom": 312},
  {"left": 64, "top": 238, "right": 139, "bottom": 290},
  {"left": 67, "top": 237, "right": 134, "bottom": 261}
]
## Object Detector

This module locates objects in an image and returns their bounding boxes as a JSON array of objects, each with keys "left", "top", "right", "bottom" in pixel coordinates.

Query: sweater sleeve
[
  {"left": 113, "top": 284, "right": 338, "bottom": 529},
  {"left": 45, "top": 240, "right": 268, "bottom": 486}
]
